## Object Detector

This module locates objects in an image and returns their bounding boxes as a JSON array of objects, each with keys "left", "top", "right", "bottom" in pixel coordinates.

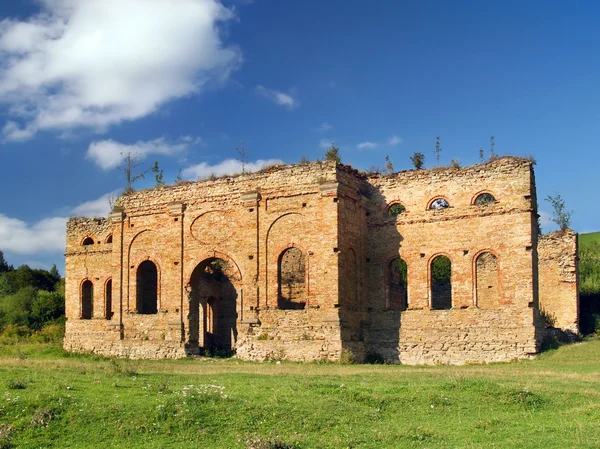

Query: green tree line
[{"left": 0, "top": 250, "right": 65, "bottom": 333}]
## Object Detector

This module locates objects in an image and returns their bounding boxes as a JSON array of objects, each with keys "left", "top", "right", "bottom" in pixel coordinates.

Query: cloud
[
  {"left": 182, "top": 158, "right": 284, "bottom": 179},
  {"left": 0, "top": 214, "right": 67, "bottom": 254},
  {"left": 0, "top": 191, "right": 120, "bottom": 254},
  {"left": 256, "top": 85, "right": 298, "bottom": 109},
  {"left": 357, "top": 141, "right": 378, "bottom": 150},
  {"left": 388, "top": 135, "right": 402, "bottom": 146},
  {"left": 313, "top": 122, "right": 332, "bottom": 133},
  {"left": 0, "top": 0, "right": 241, "bottom": 140},
  {"left": 539, "top": 210, "right": 556, "bottom": 231},
  {"left": 87, "top": 136, "right": 199, "bottom": 170},
  {"left": 319, "top": 138, "right": 335, "bottom": 149},
  {"left": 72, "top": 191, "right": 117, "bottom": 217}
]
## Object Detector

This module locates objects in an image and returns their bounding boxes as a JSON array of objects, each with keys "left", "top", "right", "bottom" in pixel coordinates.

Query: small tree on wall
[
  {"left": 325, "top": 144, "right": 341, "bottom": 163},
  {"left": 119, "top": 152, "right": 148, "bottom": 194},
  {"left": 545, "top": 193, "right": 573, "bottom": 231},
  {"left": 410, "top": 152, "right": 425, "bottom": 170}
]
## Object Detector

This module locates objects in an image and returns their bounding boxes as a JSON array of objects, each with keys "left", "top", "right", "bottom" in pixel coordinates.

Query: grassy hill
[
  {"left": 1, "top": 340, "right": 600, "bottom": 448},
  {"left": 580, "top": 231, "right": 600, "bottom": 245}
]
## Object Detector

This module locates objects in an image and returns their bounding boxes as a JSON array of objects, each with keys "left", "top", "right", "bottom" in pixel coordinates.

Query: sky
[{"left": 0, "top": 0, "right": 599, "bottom": 273}]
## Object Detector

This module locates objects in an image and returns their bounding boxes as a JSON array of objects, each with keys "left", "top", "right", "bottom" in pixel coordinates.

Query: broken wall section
[{"left": 538, "top": 230, "right": 579, "bottom": 332}]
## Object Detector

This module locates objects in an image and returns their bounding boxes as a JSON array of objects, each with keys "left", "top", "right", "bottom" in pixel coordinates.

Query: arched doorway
[{"left": 188, "top": 258, "right": 239, "bottom": 356}]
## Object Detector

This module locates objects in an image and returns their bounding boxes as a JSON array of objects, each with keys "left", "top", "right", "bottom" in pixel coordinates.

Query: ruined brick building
[{"left": 64, "top": 157, "right": 579, "bottom": 364}]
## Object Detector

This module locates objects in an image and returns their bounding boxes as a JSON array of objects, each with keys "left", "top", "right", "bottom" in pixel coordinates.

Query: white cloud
[
  {"left": 357, "top": 141, "right": 378, "bottom": 150},
  {"left": 539, "top": 210, "right": 556, "bottom": 232},
  {"left": 0, "top": 191, "right": 119, "bottom": 254},
  {"left": 0, "top": 0, "right": 241, "bottom": 140},
  {"left": 182, "top": 158, "right": 284, "bottom": 179},
  {"left": 319, "top": 138, "right": 335, "bottom": 149},
  {"left": 314, "top": 122, "right": 332, "bottom": 133},
  {"left": 388, "top": 135, "right": 402, "bottom": 146},
  {"left": 0, "top": 214, "right": 67, "bottom": 254},
  {"left": 256, "top": 85, "right": 298, "bottom": 109},
  {"left": 87, "top": 136, "right": 199, "bottom": 170},
  {"left": 72, "top": 191, "right": 117, "bottom": 217}
]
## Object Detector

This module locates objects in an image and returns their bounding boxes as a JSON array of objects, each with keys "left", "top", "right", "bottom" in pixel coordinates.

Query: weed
[
  {"left": 246, "top": 436, "right": 299, "bottom": 449},
  {"left": 257, "top": 333, "right": 273, "bottom": 341},
  {"left": 7, "top": 379, "right": 26, "bottom": 390},
  {"left": 0, "top": 424, "right": 14, "bottom": 449},
  {"left": 339, "top": 349, "right": 354, "bottom": 364},
  {"left": 30, "top": 408, "right": 54, "bottom": 428}
]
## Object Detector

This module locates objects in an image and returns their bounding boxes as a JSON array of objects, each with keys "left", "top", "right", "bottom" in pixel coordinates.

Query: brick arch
[
  {"left": 428, "top": 253, "right": 452, "bottom": 310},
  {"left": 427, "top": 196, "right": 451, "bottom": 211},
  {"left": 81, "top": 236, "right": 96, "bottom": 246},
  {"left": 189, "top": 210, "right": 236, "bottom": 244},
  {"left": 472, "top": 249, "right": 501, "bottom": 308},
  {"left": 471, "top": 190, "right": 497, "bottom": 206},
  {"left": 184, "top": 250, "right": 243, "bottom": 285},
  {"left": 80, "top": 278, "right": 94, "bottom": 319},
  {"left": 277, "top": 246, "right": 308, "bottom": 310},
  {"left": 133, "top": 258, "right": 161, "bottom": 314},
  {"left": 265, "top": 213, "right": 309, "bottom": 308},
  {"left": 386, "top": 256, "right": 408, "bottom": 310},
  {"left": 386, "top": 201, "right": 407, "bottom": 216}
]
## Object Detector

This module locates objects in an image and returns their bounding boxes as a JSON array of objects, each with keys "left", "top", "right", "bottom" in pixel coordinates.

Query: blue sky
[{"left": 0, "top": 0, "right": 598, "bottom": 272}]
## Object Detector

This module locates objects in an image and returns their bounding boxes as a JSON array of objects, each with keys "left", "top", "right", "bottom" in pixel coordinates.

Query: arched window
[
  {"left": 389, "top": 258, "right": 408, "bottom": 311},
  {"left": 474, "top": 193, "right": 496, "bottom": 206},
  {"left": 136, "top": 261, "right": 158, "bottom": 314},
  {"left": 476, "top": 252, "right": 499, "bottom": 308},
  {"left": 105, "top": 279, "right": 113, "bottom": 319},
  {"left": 429, "top": 198, "right": 450, "bottom": 210},
  {"left": 105, "top": 234, "right": 113, "bottom": 244},
  {"left": 388, "top": 203, "right": 406, "bottom": 217},
  {"left": 82, "top": 237, "right": 94, "bottom": 246},
  {"left": 278, "top": 248, "right": 306, "bottom": 310},
  {"left": 81, "top": 280, "right": 93, "bottom": 319},
  {"left": 431, "top": 255, "right": 452, "bottom": 310}
]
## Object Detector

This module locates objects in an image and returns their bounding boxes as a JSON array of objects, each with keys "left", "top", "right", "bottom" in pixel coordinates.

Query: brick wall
[{"left": 64, "top": 157, "right": 578, "bottom": 364}]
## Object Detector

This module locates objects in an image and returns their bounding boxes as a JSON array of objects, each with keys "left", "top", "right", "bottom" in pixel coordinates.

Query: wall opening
[
  {"left": 106, "top": 234, "right": 113, "bottom": 244},
  {"left": 136, "top": 261, "right": 158, "bottom": 314},
  {"left": 389, "top": 258, "right": 408, "bottom": 310},
  {"left": 105, "top": 279, "right": 113, "bottom": 319},
  {"left": 81, "top": 280, "right": 93, "bottom": 319},
  {"left": 476, "top": 252, "right": 499, "bottom": 308},
  {"left": 431, "top": 255, "right": 452, "bottom": 309},
  {"left": 474, "top": 193, "right": 496, "bottom": 206},
  {"left": 82, "top": 237, "right": 94, "bottom": 246},
  {"left": 189, "top": 258, "right": 239, "bottom": 355},
  {"left": 278, "top": 247, "right": 306, "bottom": 310}
]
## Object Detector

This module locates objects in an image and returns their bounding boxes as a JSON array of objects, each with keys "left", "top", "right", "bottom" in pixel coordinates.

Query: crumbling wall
[
  {"left": 538, "top": 230, "right": 579, "bottom": 332},
  {"left": 364, "top": 157, "right": 539, "bottom": 364},
  {"left": 64, "top": 157, "right": 564, "bottom": 364}
]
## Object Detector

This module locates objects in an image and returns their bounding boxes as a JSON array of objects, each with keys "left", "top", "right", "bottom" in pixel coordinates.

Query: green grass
[
  {"left": 580, "top": 232, "right": 600, "bottom": 245},
  {"left": 1, "top": 340, "right": 600, "bottom": 448}
]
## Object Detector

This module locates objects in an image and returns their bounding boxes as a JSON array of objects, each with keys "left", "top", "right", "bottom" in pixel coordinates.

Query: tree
[
  {"left": 325, "top": 144, "right": 341, "bottom": 163},
  {"left": 175, "top": 169, "right": 183, "bottom": 183},
  {"left": 235, "top": 141, "right": 250, "bottom": 174},
  {"left": 384, "top": 155, "right": 394, "bottom": 175},
  {"left": 410, "top": 152, "right": 425, "bottom": 170},
  {"left": 151, "top": 161, "right": 164, "bottom": 187},
  {"left": 119, "top": 152, "right": 147, "bottom": 194},
  {"left": 0, "top": 251, "right": 11, "bottom": 273},
  {"left": 545, "top": 193, "right": 573, "bottom": 231},
  {"left": 489, "top": 135, "right": 497, "bottom": 160},
  {"left": 434, "top": 136, "right": 442, "bottom": 165}
]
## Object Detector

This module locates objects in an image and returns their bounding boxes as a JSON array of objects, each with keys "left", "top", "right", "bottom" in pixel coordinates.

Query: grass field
[
  {"left": 1, "top": 340, "right": 600, "bottom": 448},
  {"left": 579, "top": 232, "right": 600, "bottom": 245}
]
